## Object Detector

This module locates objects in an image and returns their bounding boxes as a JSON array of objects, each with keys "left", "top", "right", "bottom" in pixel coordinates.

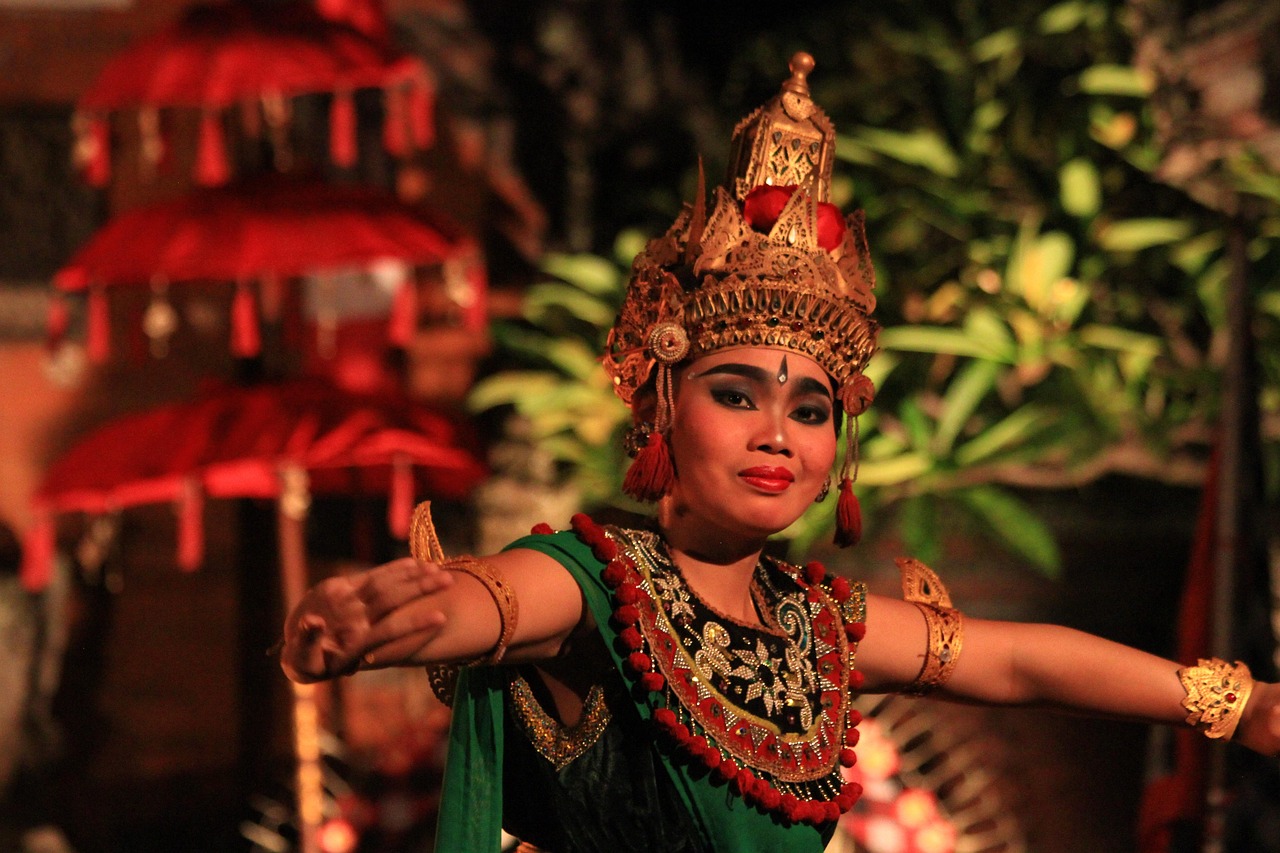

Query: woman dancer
[{"left": 282, "top": 53, "right": 1280, "bottom": 853}]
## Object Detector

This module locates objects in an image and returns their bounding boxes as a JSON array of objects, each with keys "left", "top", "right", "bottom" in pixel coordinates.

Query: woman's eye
[
  {"left": 792, "top": 405, "right": 831, "bottom": 425},
  {"left": 711, "top": 388, "right": 754, "bottom": 409}
]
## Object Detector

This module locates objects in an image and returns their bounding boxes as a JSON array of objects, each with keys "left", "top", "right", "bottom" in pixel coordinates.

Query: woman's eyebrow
[
  {"left": 793, "top": 376, "right": 833, "bottom": 400},
  {"left": 688, "top": 363, "right": 771, "bottom": 383}
]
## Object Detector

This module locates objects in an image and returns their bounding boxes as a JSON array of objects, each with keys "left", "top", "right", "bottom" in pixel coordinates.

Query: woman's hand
[
  {"left": 1236, "top": 681, "right": 1280, "bottom": 757},
  {"left": 280, "top": 557, "right": 456, "bottom": 683}
]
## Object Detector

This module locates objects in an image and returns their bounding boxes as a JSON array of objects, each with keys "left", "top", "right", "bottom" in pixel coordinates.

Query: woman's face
[{"left": 664, "top": 347, "right": 837, "bottom": 539}]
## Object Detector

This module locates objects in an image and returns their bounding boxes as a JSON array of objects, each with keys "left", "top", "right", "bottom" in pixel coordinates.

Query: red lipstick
[{"left": 739, "top": 466, "right": 795, "bottom": 493}]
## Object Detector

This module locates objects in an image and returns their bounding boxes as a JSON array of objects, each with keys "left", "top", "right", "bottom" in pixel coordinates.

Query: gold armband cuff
[
  {"left": 445, "top": 556, "right": 519, "bottom": 665},
  {"left": 897, "top": 557, "right": 964, "bottom": 696},
  {"left": 1177, "top": 657, "right": 1254, "bottom": 740}
]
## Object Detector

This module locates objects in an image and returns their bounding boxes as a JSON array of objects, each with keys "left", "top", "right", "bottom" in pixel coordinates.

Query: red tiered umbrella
[
  {"left": 21, "top": 377, "right": 486, "bottom": 591},
  {"left": 73, "top": 0, "right": 433, "bottom": 187},
  {"left": 21, "top": 377, "right": 487, "bottom": 852},
  {"left": 48, "top": 178, "right": 488, "bottom": 362}
]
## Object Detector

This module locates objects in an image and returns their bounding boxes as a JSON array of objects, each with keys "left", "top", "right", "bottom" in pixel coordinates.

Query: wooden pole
[{"left": 278, "top": 464, "right": 323, "bottom": 853}]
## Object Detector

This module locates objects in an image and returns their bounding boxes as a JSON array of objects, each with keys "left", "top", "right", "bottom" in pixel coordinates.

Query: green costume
[{"left": 436, "top": 520, "right": 866, "bottom": 853}]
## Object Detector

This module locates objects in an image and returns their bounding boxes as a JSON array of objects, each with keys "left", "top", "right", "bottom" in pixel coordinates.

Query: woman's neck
[{"left": 657, "top": 503, "right": 766, "bottom": 626}]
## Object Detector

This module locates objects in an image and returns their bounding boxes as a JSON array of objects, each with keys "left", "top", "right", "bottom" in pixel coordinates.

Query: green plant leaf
[
  {"left": 1038, "top": 1, "right": 1094, "bottom": 34},
  {"left": 899, "top": 494, "right": 943, "bottom": 566},
  {"left": 540, "top": 253, "right": 623, "bottom": 296},
  {"left": 845, "top": 127, "right": 961, "bottom": 178},
  {"left": 954, "top": 486, "right": 1062, "bottom": 576},
  {"left": 879, "top": 326, "right": 1014, "bottom": 361},
  {"left": 971, "top": 28, "right": 1021, "bottom": 63},
  {"left": 953, "top": 405, "right": 1061, "bottom": 466},
  {"left": 1077, "top": 64, "right": 1153, "bottom": 97},
  {"left": 466, "top": 372, "right": 561, "bottom": 413},
  {"left": 857, "top": 452, "right": 933, "bottom": 487},
  {"left": 540, "top": 338, "right": 605, "bottom": 380},
  {"left": 522, "top": 283, "right": 617, "bottom": 328},
  {"left": 933, "top": 360, "right": 1000, "bottom": 456},
  {"left": 1096, "top": 218, "right": 1194, "bottom": 252},
  {"left": 1060, "top": 157, "right": 1102, "bottom": 218}
]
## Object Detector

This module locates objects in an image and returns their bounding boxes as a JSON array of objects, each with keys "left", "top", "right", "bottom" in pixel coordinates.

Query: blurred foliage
[{"left": 469, "top": 0, "right": 1280, "bottom": 575}]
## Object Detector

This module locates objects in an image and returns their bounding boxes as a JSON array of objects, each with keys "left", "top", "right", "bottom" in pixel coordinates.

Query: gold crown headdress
[{"left": 604, "top": 52, "right": 879, "bottom": 545}]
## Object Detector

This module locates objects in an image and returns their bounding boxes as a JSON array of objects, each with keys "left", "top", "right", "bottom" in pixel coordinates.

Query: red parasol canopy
[
  {"left": 73, "top": 0, "right": 433, "bottom": 185},
  {"left": 80, "top": 1, "right": 417, "bottom": 112},
  {"left": 49, "top": 178, "right": 488, "bottom": 361},
  {"left": 21, "top": 378, "right": 488, "bottom": 590}
]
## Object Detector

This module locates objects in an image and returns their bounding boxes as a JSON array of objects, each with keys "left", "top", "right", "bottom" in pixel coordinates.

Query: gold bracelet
[
  {"left": 897, "top": 557, "right": 964, "bottom": 695},
  {"left": 445, "top": 556, "right": 519, "bottom": 665},
  {"left": 1177, "top": 657, "right": 1255, "bottom": 740}
]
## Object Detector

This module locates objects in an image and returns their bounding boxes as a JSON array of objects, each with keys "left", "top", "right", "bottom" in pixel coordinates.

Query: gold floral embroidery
[{"left": 508, "top": 673, "right": 612, "bottom": 771}]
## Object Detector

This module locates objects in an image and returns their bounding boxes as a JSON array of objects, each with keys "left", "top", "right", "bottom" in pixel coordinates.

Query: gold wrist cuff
[
  {"left": 897, "top": 557, "right": 964, "bottom": 696},
  {"left": 445, "top": 556, "right": 519, "bottom": 665},
  {"left": 1177, "top": 657, "right": 1254, "bottom": 740}
]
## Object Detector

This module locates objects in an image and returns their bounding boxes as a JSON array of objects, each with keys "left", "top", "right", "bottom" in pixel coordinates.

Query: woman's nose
[{"left": 749, "top": 412, "right": 793, "bottom": 456}]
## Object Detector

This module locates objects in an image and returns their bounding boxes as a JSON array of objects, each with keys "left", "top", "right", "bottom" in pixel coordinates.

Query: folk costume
[{"left": 436, "top": 53, "right": 885, "bottom": 852}]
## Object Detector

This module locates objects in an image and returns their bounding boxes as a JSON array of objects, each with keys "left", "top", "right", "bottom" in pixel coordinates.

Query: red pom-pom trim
[
  {"left": 839, "top": 748, "right": 858, "bottom": 767},
  {"left": 613, "top": 604, "right": 640, "bottom": 625},
  {"left": 845, "top": 622, "right": 867, "bottom": 643},
  {"left": 615, "top": 583, "right": 640, "bottom": 604},
  {"left": 601, "top": 563, "right": 627, "bottom": 588},
  {"left": 530, "top": 522, "right": 554, "bottom": 535},
  {"left": 619, "top": 627, "right": 643, "bottom": 650},
  {"left": 830, "top": 576, "right": 851, "bottom": 602},
  {"left": 627, "top": 652, "right": 652, "bottom": 673},
  {"left": 715, "top": 758, "right": 739, "bottom": 784},
  {"left": 804, "top": 562, "right": 827, "bottom": 585},
  {"left": 640, "top": 672, "right": 666, "bottom": 693},
  {"left": 848, "top": 669, "right": 865, "bottom": 691}
]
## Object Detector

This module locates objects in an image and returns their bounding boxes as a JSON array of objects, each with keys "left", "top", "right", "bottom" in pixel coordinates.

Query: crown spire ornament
[
  {"left": 725, "top": 51, "right": 836, "bottom": 202},
  {"left": 605, "top": 52, "right": 879, "bottom": 545}
]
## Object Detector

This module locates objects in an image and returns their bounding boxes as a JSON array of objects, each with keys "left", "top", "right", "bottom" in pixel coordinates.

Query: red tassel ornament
[
  {"left": 87, "top": 286, "right": 111, "bottom": 363},
  {"left": 388, "top": 279, "right": 417, "bottom": 347},
  {"left": 834, "top": 476, "right": 862, "bottom": 547},
  {"left": 230, "top": 281, "right": 261, "bottom": 358},
  {"left": 177, "top": 478, "right": 205, "bottom": 571},
  {"left": 622, "top": 430, "right": 674, "bottom": 502},
  {"left": 388, "top": 455, "right": 413, "bottom": 539},
  {"left": 330, "top": 89, "right": 358, "bottom": 168},
  {"left": 408, "top": 82, "right": 434, "bottom": 150},
  {"left": 196, "top": 110, "right": 231, "bottom": 187}
]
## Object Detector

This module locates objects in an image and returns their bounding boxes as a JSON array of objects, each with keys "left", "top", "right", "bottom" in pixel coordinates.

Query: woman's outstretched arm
[
  {"left": 857, "top": 593, "right": 1280, "bottom": 756},
  {"left": 280, "top": 547, "right": 587, "bottom": 683}
]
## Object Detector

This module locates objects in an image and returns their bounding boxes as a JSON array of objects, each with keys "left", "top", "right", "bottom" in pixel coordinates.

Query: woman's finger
[
  {"left": 358, "top": 616, "right": 449, "bottom": 670},
  {"left": 358, "top": 558, "right": 454, "bottom": 620}
]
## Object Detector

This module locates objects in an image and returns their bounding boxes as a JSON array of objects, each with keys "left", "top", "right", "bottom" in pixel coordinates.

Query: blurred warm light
[
  {"left": 916, "top": 818, "right": 959, "bottom": 853},
  {"left": 317, "top": 817, "right": 359, "bottom": 853},
  {"left": 893, "top": 787, "right": 939, "bottom": 829}
]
